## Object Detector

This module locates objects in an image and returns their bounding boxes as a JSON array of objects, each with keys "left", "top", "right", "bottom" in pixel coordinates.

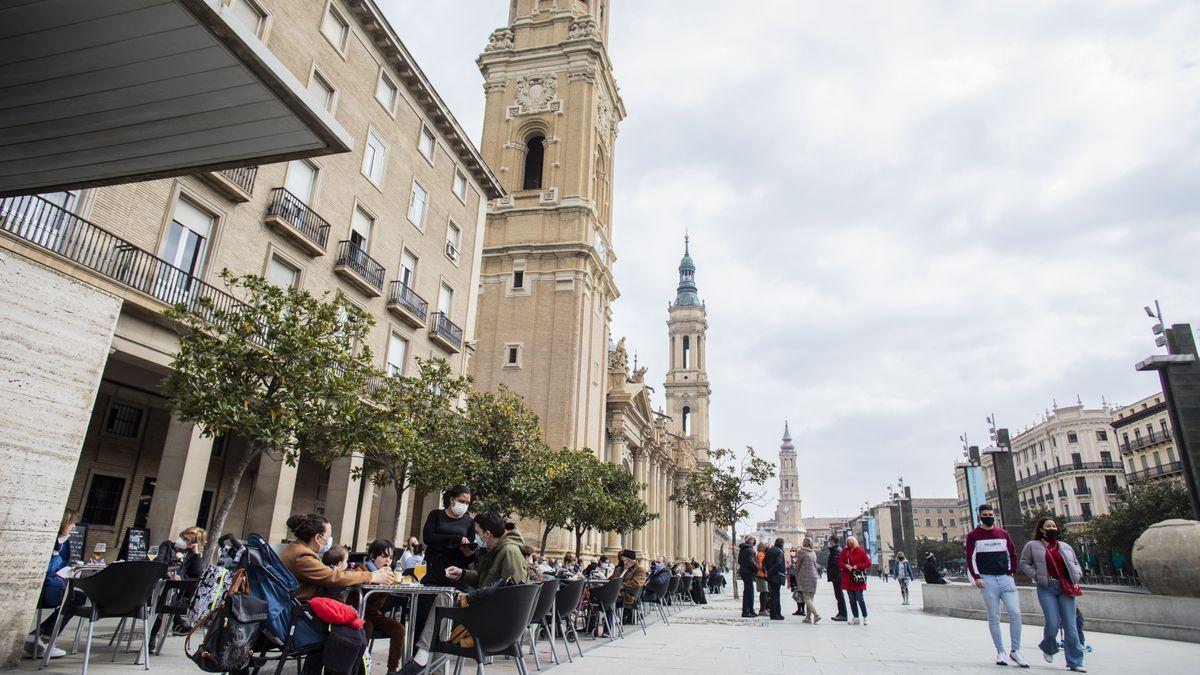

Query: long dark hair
[
  {"left": 1032, "top": 517, "right": 1058, "bottom": 541},
  {"left": 442, "top": 485, "right": 470, "bottom": 508}
]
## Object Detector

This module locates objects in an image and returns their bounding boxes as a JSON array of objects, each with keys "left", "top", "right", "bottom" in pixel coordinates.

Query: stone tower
[
  {"left": 774, "top": 422, "right": 805, "bottom": 531},
  {"left": 471, "top": 0, "right": 625, "bottom": 455},
  {"left": 664, "top": 236, "right": 710, "bottom": 460}
]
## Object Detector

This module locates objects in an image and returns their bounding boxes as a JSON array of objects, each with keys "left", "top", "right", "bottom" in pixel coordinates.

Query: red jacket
[{"left": 838, "top": 545, "right": 871, "bottom": 591}]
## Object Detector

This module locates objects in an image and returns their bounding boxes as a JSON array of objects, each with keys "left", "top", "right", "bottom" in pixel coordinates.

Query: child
[{"left": 322, "top": 546, "right": 349, "bottom": 571}]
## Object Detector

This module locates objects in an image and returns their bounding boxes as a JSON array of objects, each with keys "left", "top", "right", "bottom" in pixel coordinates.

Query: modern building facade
[
  {"left": 755, "top": 423, "right": 807, "bottom": 547},
  {"left": 1112, "top": 392, "right": 1183, "bottom": 483}
]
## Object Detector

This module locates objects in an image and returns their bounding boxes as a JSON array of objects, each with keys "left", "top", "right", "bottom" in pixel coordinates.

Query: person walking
[
  {"left": 1019, "top": 518, "right": 1086, "bottom": 672},
  {"left": 894, "top": 551, "right": 914, "bottom": 605},
  {"left": 967, "top": 504, "right": 1028, "bottom": 668},
  {"left": 764, "top": 538, "right": 787, "bottom": 620},
  {"left": 826, "top": 536, "right": 848, "bottom": 621},
  {"left": 795, "top": 538, "right": 821, "bottom": 624},
  {"left": 737, "top": 535, "right": 758, "bottom": 618},
  {"left": 838, "top": 536, "right": 871, "bottom": 625}
]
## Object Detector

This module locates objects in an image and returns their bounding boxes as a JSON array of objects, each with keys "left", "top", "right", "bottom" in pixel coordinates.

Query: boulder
[{"left": 1134, "top": 519, "right": 1200, "bottom": 597}]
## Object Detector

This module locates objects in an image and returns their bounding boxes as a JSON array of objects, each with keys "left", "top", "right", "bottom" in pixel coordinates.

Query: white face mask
[
  {"left": 449, "top": 502, "right": 468, "bottom": 518},
  {"left": 175, "top": 537, "right": 189, "bottom": 550}
]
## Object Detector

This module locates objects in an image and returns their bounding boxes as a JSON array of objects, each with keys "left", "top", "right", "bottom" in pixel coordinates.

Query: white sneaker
[
  {"left": 1043, "top": 650, "right": 1054, "bottom": 663},
  {"left": 1009, "top": 651, "right": 1029, "bottom": 668},
  {"left": 24, "top": 636, "right": 65, "bottom": 659},
  {"left": 862, "top": 618, "right": 868, "bottom": 625},
  {"left": 996, "top": 651, "right": 1009, "bottom": 666},
  {"left": 847, "top": 618, "right": 860, "bottom": 625}
]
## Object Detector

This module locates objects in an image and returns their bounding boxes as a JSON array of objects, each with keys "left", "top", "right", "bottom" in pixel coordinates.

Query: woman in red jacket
[{"left": 838, "top": 536, "right": 872, "bottom": 625}]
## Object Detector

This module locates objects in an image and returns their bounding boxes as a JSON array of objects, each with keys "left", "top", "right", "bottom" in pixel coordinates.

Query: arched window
[
  {"left": 522, "top": 135, "right": 545, "bottom": 190},
  {"left": 682, "top": 335, "right": 690, "bottom": 368},
  {"left": 682, "top": 406, "right": 691, "bottom": 436}
]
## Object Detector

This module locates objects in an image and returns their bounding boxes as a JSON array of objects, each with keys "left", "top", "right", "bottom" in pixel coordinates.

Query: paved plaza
[{"left": 6, "top": 581, "right": 1198, "bottom": 675}]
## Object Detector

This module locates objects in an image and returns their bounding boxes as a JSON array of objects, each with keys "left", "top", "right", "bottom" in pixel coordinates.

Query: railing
[
  {"left": 266, "top": 188, "right": 330, "bottom": 250},
  {"left": 1119, "top": 428, "right": 1171, "bottom": 454},
  {"left": 1061, "top": 515, "right": 1088, "bottom": 524},
  {"left": 387, "top": 281, "right": 428, "bottom": 318},
  {"left": 1127, "top": 461, "right": 1183, "bottom": 483},
  {"left": 220, "top": 166, "right": 258, "bottom": 195},
  {"left": 0, "top": 194, "right": 243, "bottom": 330},
  {"left": 1105, "top": 484, "right": 1120, "bottom": 494},
  {"left": 429, "top": 311, "right": 463, "bottom": 349},
  {"left": 334, "top": 241, "right": 384, "bottom": 291},
  {"left": 1074, "top": 487, "right": 1091, "bottom": 496},
  {"left": 1017, "top": 461, "right": 1125, "bottom": 488}
]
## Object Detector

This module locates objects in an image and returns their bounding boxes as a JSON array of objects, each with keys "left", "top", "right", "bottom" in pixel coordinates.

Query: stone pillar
[
  {"left": 375, "top": 485, "right": 413, "bottom": 543},
  {"left": 0, "top": 249, "right": 121, "bottom": 668},
  {"left": 632, "top": 452, "right": 646, "bottom": 554},
  {"left": 146, "top": 417, "right": 213, "bottom": 544},
  {"left": 605, "top": 434, "right": 625, "bottom": 554},
  {"left": 247, "top": 453, "right": 298, "bottom": 545},
  {"left": 324, "top": 455, "right": 367, "bottom": 549}
]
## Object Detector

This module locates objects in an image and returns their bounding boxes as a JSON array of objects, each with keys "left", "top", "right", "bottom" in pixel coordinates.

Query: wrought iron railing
[
  {"left": 1073, "top": 487, "right": 1091, "bottom": 496},
  {"left": 0, "top": 195, "right": 244, "bottom": 329},
  {"left": 429, "top": 311, "right": 463, "bottom": 349},
  {"left": 266, "top": 188, "right": 330, "bottom": 250},
  {"left": 334, "top": 240, "right": 384, "bottom": 291},
  {"left": 1017, "top": 461, "right": 1125, "bottom": 488},
  {"left": 1127, "top": 461, "right": 1183, "bottom": 482},
  {"left": 1119, "top": 428, "right": 1171, "bottom": 454},
  {"left": 220, "top": 166, "right": 258, "bottom": 195},
  {"left": 387, "top": 281, "right": 428, "bottom": 318}
]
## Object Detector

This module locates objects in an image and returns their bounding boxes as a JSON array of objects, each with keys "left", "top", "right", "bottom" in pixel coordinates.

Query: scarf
[{"left": 1044, "top": 542, "right": 1082, "bottom": 597}]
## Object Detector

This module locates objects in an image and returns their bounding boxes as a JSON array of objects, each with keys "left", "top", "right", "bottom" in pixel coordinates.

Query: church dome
[{"left": 673, "top": 235, "right": 701, "bottom": 307}]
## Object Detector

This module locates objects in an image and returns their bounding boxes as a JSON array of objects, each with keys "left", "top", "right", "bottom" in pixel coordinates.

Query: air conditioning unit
[{"left": 445, "top": 241, "right": 459, "bottom": 262}]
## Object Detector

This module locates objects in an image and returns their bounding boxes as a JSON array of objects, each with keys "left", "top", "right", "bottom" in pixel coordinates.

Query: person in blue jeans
[
  {"left": 965, "top": 504, "right": 1028, "bottom": 668},
  {"left": 1020, "top": 517, "right": 1086, "bottom": 672}
]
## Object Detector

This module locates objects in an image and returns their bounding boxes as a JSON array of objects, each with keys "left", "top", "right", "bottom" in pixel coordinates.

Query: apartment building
[
  {"left": 1112, "top": 392, "right": 1183, "bottom": 483},
  {"left": 911, "top": 497, "right": 965, "bottom": 541}
]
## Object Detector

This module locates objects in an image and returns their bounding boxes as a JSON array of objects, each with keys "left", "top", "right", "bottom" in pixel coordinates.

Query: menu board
[
  {"left": 118, "top": 527, "right": 150, "bottom": 561},
  {"left": 66, "top": 525, "right": 86, "bottom": 564}
]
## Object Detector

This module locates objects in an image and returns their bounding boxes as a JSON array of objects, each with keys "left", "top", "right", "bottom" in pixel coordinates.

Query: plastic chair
[
  {"left": 425, "top": 583, "right": 540, "bottom": 675},
  {"left": 588, "top": 578, "right": 624, "bottom": 642},
  {"left": 250, "top": 599, "right": 325, "bottom": 675},
  {"left": 522, "top": 579, "right": 559, "bottom": 670},
  {"left": 41, "top": 561, "right": 167, "bottom": 675},
  {"left": 552, "top": 579, "right": 586, "bottom": 662},
  {"left": 640, "top": 576, "right": 670, "bottom": 626},
  {"left": 151, "top": 579, "right": 199, "bottom": 654},
  {"left": 664, "top": 576, "right": 679, "bottom": 611}
]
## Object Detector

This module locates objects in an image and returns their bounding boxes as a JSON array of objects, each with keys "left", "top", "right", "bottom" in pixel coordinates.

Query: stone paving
[{"left": 7, "top": 582, "right": 1198, "bottom": 674}]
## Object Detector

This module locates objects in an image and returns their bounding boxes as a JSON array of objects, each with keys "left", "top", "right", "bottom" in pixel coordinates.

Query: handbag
[{"left": 850, "top": 568, "right": 867, "bottom": 585}]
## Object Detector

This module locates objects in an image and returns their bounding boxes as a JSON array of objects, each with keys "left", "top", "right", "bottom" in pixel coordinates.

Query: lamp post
[{"left": 985, "top": 414, "right": 1027, "bottom": 545}]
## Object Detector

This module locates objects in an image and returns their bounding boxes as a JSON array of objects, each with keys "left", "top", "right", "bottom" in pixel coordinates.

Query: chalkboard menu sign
[
  {"left": 66, "top": 525, "right": 86, "bottom": 564},
  {"left": 118, "top": 527, "right": 150, "bottom": 561}
]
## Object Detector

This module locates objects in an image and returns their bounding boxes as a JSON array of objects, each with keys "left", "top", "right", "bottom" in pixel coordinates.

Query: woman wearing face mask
[
  {"left": 1019, "top": 518, "right": 1086, "bottom": 672},
  {"left": 420, "top": 485, "right": 475, "bottom": 587},
  {"left": 445, "top": 511, "right": 528, "bottom": 588},
  {"left": 156, "top": 526, "right": 207, "bottom": 580},
  {"left": 280, "top": 514, "right": 392, "bottom": 601}
]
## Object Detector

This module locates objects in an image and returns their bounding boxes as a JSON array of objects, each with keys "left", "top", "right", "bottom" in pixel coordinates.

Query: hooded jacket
[
  {"left": 737, "top": 542, "right": 757, "bottom": 578},
  {"left": 460, "top": 530, "right": 529, "bottom": 588}
]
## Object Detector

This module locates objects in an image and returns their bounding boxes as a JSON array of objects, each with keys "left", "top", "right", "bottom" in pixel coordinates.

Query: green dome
[{"left": 673, "top": 235, "right": 701, "bottom": 307}]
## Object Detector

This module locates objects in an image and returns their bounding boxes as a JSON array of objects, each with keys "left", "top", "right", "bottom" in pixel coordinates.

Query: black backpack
[{"left": 186, "top": 569, "right": 269, "bottom": 672}]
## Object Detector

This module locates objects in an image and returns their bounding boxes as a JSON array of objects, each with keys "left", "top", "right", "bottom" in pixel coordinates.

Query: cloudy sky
[{"left": 381, "top": 1, "right": 1200, "bottom": 523}]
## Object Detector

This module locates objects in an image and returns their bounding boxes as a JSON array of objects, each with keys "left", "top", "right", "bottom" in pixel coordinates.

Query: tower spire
[{"left": 673, "top": 234, "right": 700, "bottom": 307}]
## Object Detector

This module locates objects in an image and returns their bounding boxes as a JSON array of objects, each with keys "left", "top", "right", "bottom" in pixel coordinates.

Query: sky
[{"left": 379, "top": 1, "right": 1200, "bottom": 525}]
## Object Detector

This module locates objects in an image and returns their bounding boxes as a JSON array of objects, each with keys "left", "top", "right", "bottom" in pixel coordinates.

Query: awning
[{"left": 0, "top": 0, "right": 353, "bottom": 197}]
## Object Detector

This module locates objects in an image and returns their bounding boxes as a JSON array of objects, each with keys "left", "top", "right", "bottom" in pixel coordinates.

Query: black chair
[
  {"left": 151, "top": 578, "right": 199, "bottom": 654},
  {"left": 664, "top": 576, "right": 679, "bottom": 611},
  {"left": 639, "top": 576, "right": 670, "bottom": 626},
  {"left": 251, "top": 600, "right": 325, "bottom": 675},
  {"left": 425, "top": 583, "right": 540, "bottom": 675},
  {"left": 521, "top": 579, "right": 559, "bottom": 670},
  {"left": 41, "top": 561, "right": 167, "bottom": 675},
  {"left": 552, "top": 579, "right": 586, "bottom": 663},
  {"left": 588, "top": 578, "right": 624, "bottom": 643}
]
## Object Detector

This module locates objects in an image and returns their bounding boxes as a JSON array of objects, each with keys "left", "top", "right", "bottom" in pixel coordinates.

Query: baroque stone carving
[
  {"left": 508, "top": 73, "right": 560, "bottom": 116},
  {"left": 567, "top": 15, "right": 597, "bottom": 40},
  {"left": 485, "top": 27, "right": 514, "bottom": 51},
  {"left": 596, "top": 93, "right": 616, "bottom": 145},
  {"left": 609, "top": 336, "right": 628, "bottom": 372}
]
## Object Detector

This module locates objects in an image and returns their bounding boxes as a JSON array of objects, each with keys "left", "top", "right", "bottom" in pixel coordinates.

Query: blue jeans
[
  {"left": 1037, "top": 584, "right": 1084, "bottom": 667},
  {"left": 846, "top": 589, "right": 867, "bottom": 618},
  {"left": 979, "top": 574, "right": 1021, "bottom": 652}
]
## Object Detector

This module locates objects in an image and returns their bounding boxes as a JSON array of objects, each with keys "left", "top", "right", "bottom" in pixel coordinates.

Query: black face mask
[
  {"left": 1043, "top": 529, "right": 1059, "bottom": 542},
  {"left": 980, "top": 516, "right": 996, "bottom": 527}
]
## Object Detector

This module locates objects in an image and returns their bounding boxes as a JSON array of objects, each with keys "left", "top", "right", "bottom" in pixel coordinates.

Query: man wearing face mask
[
  {"left": 444, "top": 511, "right": 528, "bottom": 588},
  {"left": 966, "top": 504, "right": 1026, "bottom": 668}
]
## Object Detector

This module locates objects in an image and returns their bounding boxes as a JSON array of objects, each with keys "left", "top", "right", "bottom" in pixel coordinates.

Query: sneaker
[
  {"left": 813, "top": 616, "right": 821, "bottom": 624},
  {"left": 847, "top": 618, "right": 860, "bottom": 625},
  {"left": 398, "top": 660, "right": 424, "bottom": 675},
  {"left": 801, "top": 618, "right": 812, "bottom": 624},
  {"left": 831, "top": 615, "right": 847, "bottom": 622},
  {"left": 862, "top": 618, "right": 868, "bottom": 626},
  {"left": 996, "top": 651, "right": 1009, "bottom": 666},
  {"left": 1043, "top": 651, "right": 1054, "bottom": 664},
  {"left": 1068, "top": 667, "right": 1087, "bottom": 673},
  {"left": 1009, "top": 651, "right": 1029, "bottom": 668},
  {"left": 23, "top": 637, "right": 65, "bottom": 659}
]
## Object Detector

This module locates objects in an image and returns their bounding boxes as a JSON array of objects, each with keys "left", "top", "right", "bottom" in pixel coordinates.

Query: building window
[
  {"left": 682, "top": 406, "right": 691, "bottom": 436},
  {"left": 350, "top": 207, "right": 373, "bottom": 252},
  {"left": 1105, "top": 475, "right": 1119, "bottom": 493},
  {"left": 386, "top": 332, "right": 409, "bottom": 376},
  {"left": 504, "top": 343, "right": 522, "bottom": 368},
  {"left": 417, "top": 126, "right": 436, "bottom": 162},
  {"left": 375, "top": 71, "right": 398, "bottom": 113},
  {"left": 399, "top": 249, "right": 417, "bottom": 288},
  {"left": 229, "top": 0, "right": 268, "bottom": 37},
  {"left": 938, "top": 518, "right": 944, "bottom": 527},
  {"left": 925, "top": 518, "right": 931, "bottom": 527},
  {"left": 682, "top": 335, "right": 691, "bottom": 368},
  {"left": 949, "top": 518, "right": 955, "bottom": 526},
  {"left": 1081, "top": 502, "right": 1092, "bottom": 520},
  {"left": 453, "top": 169, "right": 468, "bottom": 200},
  {"left": 437, "top": 283, "right": 453, "bottom": 315},
  {"left": 1153, "top": 451, "right": 1162, "bottom": 467},
  {"left": 1099, "top": 451, "right": 1112, "bottom": 468},
  {"left": 407, "top": 182, "right": 428, "bottom": 228},
  {"left": 266, "top": 254, "right": 300, "bottom": 288},
  {"left": 508, "top": 346, "right": 519, "bottom": 364},
  {"left": 1070, "top": 453, "right": 1082, "bottom": 469},
  {"left": 211, "top": 434, "right": 228, "bottom": 457},
  {"left": 1167, "top": 446, "right": 1177, "bottom": 463},
  {"left": 161, "top": 196, "right": 214, "bottom": 280},
  {"left": 81, "top": 474, "right": 126, "bottom": 526},
  {"left": 512, "top": 270, "right": 524, "bottom": 289},
  {"left": 362, "top": 130, "right": 388, "bottom": 185},
  {"left": 445, "top": 221, "right": 461, "bottom": 262},
  {"left": 196, "top": 489, "right": 214, "bottom": 529},
  {"left": 1161, "top": 419, "right": 1169, "bottom": 436},
  {"left": 320, "top": 3, "right": 349, "bottom": 51},
  {"left": 1067, "top": 431, "right": 1078, "bottom": 443},
  {"left": 522, "top": 135, "right": 545, "bottom": 190},
  {"left": 307, "top": 70, "right": 336, "bottom": 112},
  {"left": 104, "top": 402, "right": 144, "bottom": 438},
  {"left": 285, "top": 159, "right": 318, "bottom": 203},
  {"left": 1096, "top": 429, "right": 1108, "bottom": 441}
]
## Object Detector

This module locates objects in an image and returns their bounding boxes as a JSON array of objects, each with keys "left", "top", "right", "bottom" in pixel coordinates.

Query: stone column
[
  {"left": 324, "top": 455, "right": 368, "bottom": 549},
  {"left": 247, "top": 453, "right": 299, "bottom": 545},
  {"left": 632, "top": 451, "right": 646, "bottom": 554},
  {"left": 0, "top": 249, "right": 121, "bottom": 668},
  {"left": 605, "top": 434, "right": 626, "bottom": 554},
  {"left": 146, "top": 417, "right": 213, "bottom": 543}
]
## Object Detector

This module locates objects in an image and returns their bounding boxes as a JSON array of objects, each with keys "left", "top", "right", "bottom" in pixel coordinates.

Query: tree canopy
[{"left": 1086, "top": 479, "right": 1192, "bottom": 560}]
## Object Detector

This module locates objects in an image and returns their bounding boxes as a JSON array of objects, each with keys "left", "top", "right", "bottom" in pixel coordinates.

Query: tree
[
  {"left": 671, "top": 446, "right": 775, "bottom": 599},
  {"left": 566, "top": 460, "right": 655, "bottom": 560},
  {"left": 163, "top": 271, "right": 378, "bottom": 562},
  {"left": 1086, "top": 479, "right": 1192, "bottom": 563},
  {"left": 520, "top": 446, "right": 596, "bottom": 556},
  {"left": 912, "top": 536, "right": 964, "bottom": 566},
  {"left": 354, "top": 357, "right": 471, "bottom": 543},
  {"left": 460, "top": 385, "right": 548, "bottom": 516}
]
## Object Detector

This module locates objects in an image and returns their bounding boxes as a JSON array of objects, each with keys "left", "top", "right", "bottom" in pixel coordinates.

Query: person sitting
[
  {"left": 322, "top": 546, "right": 349, "bottom": 571},
  {"left": 923, "top": 552, "right": 948, "bottom": 584},
  {"left": 521, "top": 545, "right": 546, "bottom": 582},
  {"left": 360, "top": 539, "right": 406, "bottom": 675},
  {"left": 445, "top": 511, "right": 529, "bottom": 588},
  {"left": 399, "top": 537, "right": 423, "bottom": 574},
  {"left": 28, "top": 508, "right": 83, "bottom": 659},
  {"left": 609, "top": 550, "right": 646, "bottom": 628},
  {"left": 155, "top": 526, "right": 207, "bottom": 580},
  {"left": 643, "top": 556, "right": 671, "bottom": 602}
]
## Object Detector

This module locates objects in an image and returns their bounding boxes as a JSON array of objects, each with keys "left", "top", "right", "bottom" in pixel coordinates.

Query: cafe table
[{"left": 356, "top": 582, "right": 458, "bottom": 663}]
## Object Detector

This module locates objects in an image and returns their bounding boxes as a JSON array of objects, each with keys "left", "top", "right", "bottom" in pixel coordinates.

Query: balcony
[
  {"left": 1127, "top": 461, "right": 1184, "bottom": 483},
  {"left": 428, "top": 311, "right": 463, "bottom": 353},
  {"left": 333, "top": 241, "right": 384, "bottom": 297},
  {"left": 198, "top": 166, "right": 258, "bottom": 202},
  {"left": 1119, "top": 428, "right": 1171, "bottom": 455},
  {"left": 1016, "top": 461, "right": 1126, "bottom": 488},
  {"left": 263, "top": 188, "right": 330, "bottom": 257},
  {"left": 1074, "top": 487, "right": 1092, "bottom": 496},
  {"left": 0, "top": 194, "right": 242, "bottom": 329},
  {"left": 1105, "top": 484, "right": 1121, "bottom": 495},
  {"left": 386, "top": 282, "right": 428, "bottom": 328}
]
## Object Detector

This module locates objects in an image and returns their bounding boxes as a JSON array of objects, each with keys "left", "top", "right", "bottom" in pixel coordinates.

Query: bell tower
[
  {"left": 471, "top": 0, "right": 625, "bottom": 454},
  {"left": 664, "top": 236, "right": 710, "bottom": 461}
]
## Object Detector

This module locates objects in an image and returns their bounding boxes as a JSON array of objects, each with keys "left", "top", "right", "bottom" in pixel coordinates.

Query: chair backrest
[
  {"left": 75, "top": 561, "right": 168, "bottom": 618},
  {"left": 154, "top": 578, "right": 200, "bottom": 613},
  {"left": 529, "top": 579, "right": 559, "bottom": 623},
  {"left": 590, "top": 577, "right": 623, "bottom": 607},
  {"left": 665, "top": 576, "right": 679, "bottom": 596},
  {"left": 554, "top": 578, "right": 586, "bottom": 616},
  {"left": 644, "top": 575, "right": 669, "bottom": 599},
  {"left": 461, "top": 583, "right": 540, "bottom": 654}
]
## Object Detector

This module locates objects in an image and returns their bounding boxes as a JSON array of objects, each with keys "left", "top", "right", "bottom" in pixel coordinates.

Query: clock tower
[{"left": 772, "top": 422, "right": 806, "bottom": 543}]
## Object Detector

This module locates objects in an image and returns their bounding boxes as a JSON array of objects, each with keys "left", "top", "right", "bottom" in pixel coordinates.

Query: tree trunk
[
  {"left": 539, "top": 522, "right": 554, "bottom": 557},
  {"left": 574, "top": 527, "right": 585, "bottom": 561},
  {"left": 202, "top": 444, "right": 264, "bottom": 565},
  {"left": 391, "top": 482, "right": 408, "bottom": 544},
  {"left": 730, "top": 522, "right": 739, "bottom": 600}
]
